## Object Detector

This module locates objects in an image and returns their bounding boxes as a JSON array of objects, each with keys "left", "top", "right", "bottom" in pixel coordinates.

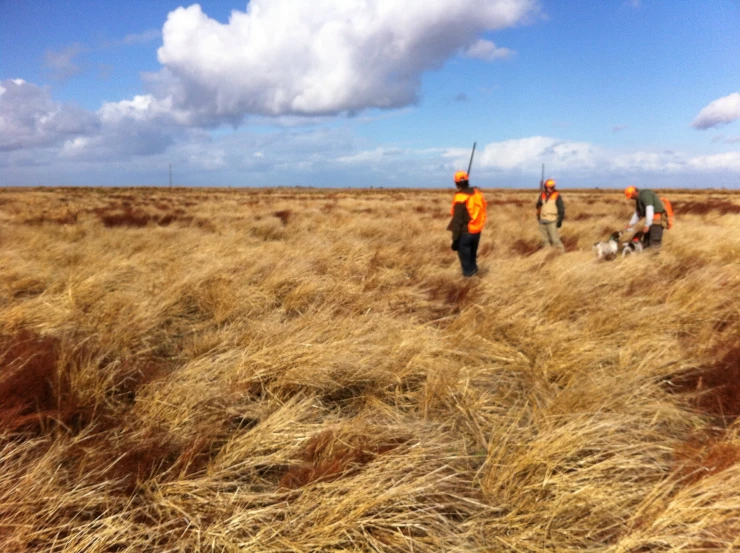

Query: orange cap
[
  {"left": 544, "top": 178, "right": 556, "bottom": 188},
  {"left": 624, "top": 185, "right": 637, "bottom": 199},
  {"left": 454, "top": 171, "right": 469, "bottom": 183}
]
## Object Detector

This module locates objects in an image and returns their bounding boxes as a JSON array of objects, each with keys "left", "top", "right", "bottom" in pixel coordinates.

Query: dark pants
[
  {"left": 641, "top": 224, "right": 663, "bottom": 249},
  {"left": 458, "top": 233, "right": 480, "bottom": 277}
]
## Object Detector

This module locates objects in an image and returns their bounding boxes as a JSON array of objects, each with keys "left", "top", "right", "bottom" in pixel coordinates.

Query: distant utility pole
[{"left": 169, "top": 163, "right": 173, "bottom": 188}]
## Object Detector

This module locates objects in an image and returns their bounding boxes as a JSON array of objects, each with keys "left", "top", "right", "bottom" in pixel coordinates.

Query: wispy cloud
[
  {"left": 43, "top": 29, "right": 161, "bottom": 83},
  {"left": 462, "top": 39, "right": 515, "bottom": 61},
  {"left": 692, "top": 92, "right": 740, "bottom": 129},
  {"left": 44, "top": 43, "right": 86, "bottom": 81},
  {"left": 612, "top": 124, "right": 628, "bottom": 133},
  {"left": 121, "top": 29, "right": 161, "bottom": 46},
  {"left": 102, "top": 29, "right": 161, "bottom": 48},
  {"left": 712, "top": 135, "right": 740, "bottom": 144}
]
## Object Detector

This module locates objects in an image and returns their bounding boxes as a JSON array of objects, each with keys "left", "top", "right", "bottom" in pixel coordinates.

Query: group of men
[{"left": 447, "top": 171, "right": 668, "bottom": 277}]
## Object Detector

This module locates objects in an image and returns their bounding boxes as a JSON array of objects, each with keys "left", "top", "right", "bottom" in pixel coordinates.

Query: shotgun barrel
[
  {"left": 467, "top": 142, "right": 476, "bottom": 177},
  {"left": 540, "top": 163, "right": 545, "bottom": 194}
]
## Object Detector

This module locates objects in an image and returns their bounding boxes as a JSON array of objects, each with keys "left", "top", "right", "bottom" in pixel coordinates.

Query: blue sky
[{"left": 1, "top": 0, "right": 739, "bottom": 188}]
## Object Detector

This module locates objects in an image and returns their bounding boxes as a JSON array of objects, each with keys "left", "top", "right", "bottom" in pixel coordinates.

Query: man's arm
[
  {"left": 644, "top": 205, "right": 654, "bottom": 230},
  {"left": 627, "top": 211, "right": 639, "bottom": 230},
  {"left": 556, "top": 195, "right": 565, "bottom": 227},
  {"left": 448, "top": 202, "right": 469, "bottom": 241}
]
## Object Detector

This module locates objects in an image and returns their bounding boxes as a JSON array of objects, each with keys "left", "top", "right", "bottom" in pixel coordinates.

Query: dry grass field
[{"left": 1, "top": 185, "right": 739, "bottom": 552}]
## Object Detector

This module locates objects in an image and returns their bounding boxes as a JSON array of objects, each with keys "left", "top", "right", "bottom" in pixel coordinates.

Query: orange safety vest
[
  {"left": 538, "top": 190, "right": 560, "bottom": 222},
  {"left": 450, "top": 189, "right": 487, "bottom": 234}
]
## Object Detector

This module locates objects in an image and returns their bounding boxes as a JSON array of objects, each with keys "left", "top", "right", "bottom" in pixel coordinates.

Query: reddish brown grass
[
  {"left": 67, "top": 427, "right": 218, "bottom": 495},
  {"left": 24, "top": 212, "right": 78, "bottom": 225},
  {"left": 273, "top": 209, "right": 293, "bottom": 226},
  {"left": 0, "top": 331, "right": 61, "bottom": 432},
  {"left": 488, "top": 199, "right": 527, "bottom": 207},
  {"left": 425, "top": 277, "right": 477, "bottom": 308},
  {"left": 92, "top": 205, "right": 200, "bottom": 228},
  {"left": 672, "top": 199, "right": 740, "bottom": 216},
  {"left": 562, "top": 235, "right": 579, "bottom": 252},
  {"left": 279, "top": 429, "right": 401, "bottom": 489},
  {"left": 96, "top": 207, "right": 152, "bottom": 227},
  {"left": 673, "top": 431, "right": 740, "bottom": 485},
  {"left": 0, "top": 330, "right": 175, "bottom": 435},
  {"left": 573, "top": 213, "right": 594, "bottom": 221},
  {"left": 511, "top": 238, "right": 540, "bottom": 256},
  {"left": 670, "top": 342, "right": 740, "bottom": 424}
]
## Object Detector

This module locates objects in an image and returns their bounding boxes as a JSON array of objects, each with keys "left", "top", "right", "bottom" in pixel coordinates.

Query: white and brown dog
[
  {"left": 621, "top": 231, "right": 644, "bottom": 257},
  {"left": 593, "top": 231, "right": 621, "bottom": 260}
]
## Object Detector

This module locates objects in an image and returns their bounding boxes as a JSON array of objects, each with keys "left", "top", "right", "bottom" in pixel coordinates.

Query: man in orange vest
[
  {"left": 536, "top": 178, "right": 565, "bottom": 251},
  {"left": 447, "top": 171, "right": 487, "bottom": 277}
]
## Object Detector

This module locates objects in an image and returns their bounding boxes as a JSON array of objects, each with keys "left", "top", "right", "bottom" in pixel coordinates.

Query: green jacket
[{"left": 635, "top": 189, "right": 665, "bottom": 217}]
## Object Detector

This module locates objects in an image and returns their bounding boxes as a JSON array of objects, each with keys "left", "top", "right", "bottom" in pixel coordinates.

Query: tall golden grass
[{"left": 1, "top": 186, "right": 739, "bottom": 552}]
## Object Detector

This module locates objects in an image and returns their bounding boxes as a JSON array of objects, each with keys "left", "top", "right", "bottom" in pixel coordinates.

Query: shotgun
[
  {"left": 537, "top": 163, "right": 545, "bottom": 221},
  {"left": 467, "top": 142, "right": 476, "bottom": 177},
  {"left": 540, "top": 163, "right": 545, "bottom": 195}
]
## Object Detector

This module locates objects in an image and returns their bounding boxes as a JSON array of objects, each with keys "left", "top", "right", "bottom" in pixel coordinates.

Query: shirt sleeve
[
  {"left": 644, "top": 205, "right": 654, "bottom": 227},
  {"left": 556, "top": 195, "right": 565, "bottom": 223},
  {"left": 448, "top": 202, "right": 469, "bottom": 241}
]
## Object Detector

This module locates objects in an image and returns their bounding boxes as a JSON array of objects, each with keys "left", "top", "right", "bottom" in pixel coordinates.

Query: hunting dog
[
  {"left": 593, "top": 231, "right": 621, "bottom": 261},
  {"left": 621, "top": 231, "right": 644, "bottom": 257}
]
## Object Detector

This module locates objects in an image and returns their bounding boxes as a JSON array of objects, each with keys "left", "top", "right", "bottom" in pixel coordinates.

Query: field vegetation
[{"left": 1, "top": 185, "right": 739, "bottom": 552}]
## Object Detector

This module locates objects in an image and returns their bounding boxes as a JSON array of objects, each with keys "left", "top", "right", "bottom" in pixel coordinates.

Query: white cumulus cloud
[
  {"left": 98, "top": 94, "right": 192, "bottom": 126},
  {"left": 0, "top": 79, "right": 99, "bottom": 151},
  {"left": 442, "top": 136, "right": 740, "bottom": 179},
  {"left": 687, "top": 151, "right": 740, "bottom": 172},
  {"left": 692, "top": 92, "right": 740, "bottom": 129},
  {"left": 153, "top": 0, "right": 538, "bottom": 124},
  {"left": 453, "top": 136, "right": 599, "bottom": 171}
]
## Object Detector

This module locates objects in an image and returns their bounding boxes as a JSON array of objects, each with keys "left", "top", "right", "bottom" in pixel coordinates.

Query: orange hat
[
  {"left": 544, "top": 178, "right": 556, "bottom": 188},
  {"left": 624, "top": 185, "right": 637, "bottom": 199},
  {"left": 454, "top": 171, "right": 469, "bottom": 183}
]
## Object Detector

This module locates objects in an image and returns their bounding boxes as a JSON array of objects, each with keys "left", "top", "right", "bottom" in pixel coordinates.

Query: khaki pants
[{"left": 539, "top": 221, "right": 564, "bottom": 250}]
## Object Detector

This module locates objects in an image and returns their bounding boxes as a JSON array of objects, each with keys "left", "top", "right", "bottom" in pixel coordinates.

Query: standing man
[
  {"left": 624, "top": 186, "right": 666, "bottom": 250},
  {"left": 536, "top": 178, "right": 565, "bottom": 251},
  {"left": 448, "top": 171, "right": 487, "bottom": 277}
]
